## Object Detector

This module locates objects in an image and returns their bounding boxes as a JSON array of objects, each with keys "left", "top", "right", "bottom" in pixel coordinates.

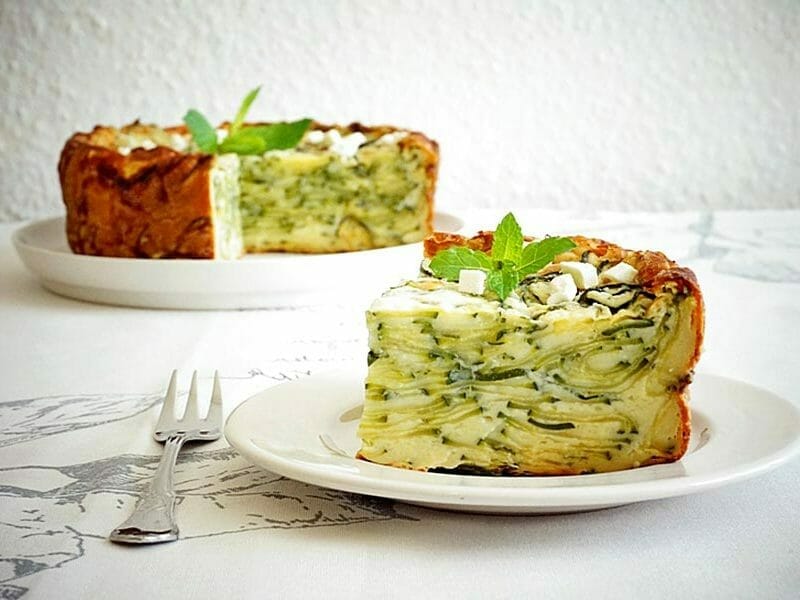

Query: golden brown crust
[
  {"left": 421, "top": 229, "right": 705, "bottom": 467},
  {"left": 424, "top": 230, "right": 495, "bottom": 257},
  {"left": 403, "top": 132, "right": 438, "bottom": 235},
  {"left": 60, "top": 121, "right": 439, "bottom": 258},
  {"left": 59, "top": 126, "right": 219, "bottom": 258}
]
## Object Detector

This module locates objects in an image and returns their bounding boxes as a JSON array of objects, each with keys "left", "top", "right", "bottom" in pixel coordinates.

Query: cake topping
[
  {"left": 428, "top": 213, "right": 575, "bottom": 301},
  {"left": 559, "top": 261, "right": 599, "bottom": 289},
  {"left": 546, "top": 274, "right": 579, "bottom": 305},
  {"left": 183, "top": 86, "right": 311, "bottom": 156},
  {"left": 457, "top": 269, "right": 487, "bottom": 295},
  {"left": 376, "top": 131, "right": 409, "bottom": 145},
  {"left": 306, "top": 130, "right": 325, "bottom": 144},
  {"left": 600, "top": 262, "right": 639, "bottom": 285},
  {"left": 328, "top": 130, "right": 367, "bottom": 159}
]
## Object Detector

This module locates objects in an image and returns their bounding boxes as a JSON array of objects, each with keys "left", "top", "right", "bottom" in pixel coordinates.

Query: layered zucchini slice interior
[
  {"left": 238, "top": 134, "right": 431, "bottom": 253},
  {"left": 358, "top": 277, "right": 698, "bottom": 475}
]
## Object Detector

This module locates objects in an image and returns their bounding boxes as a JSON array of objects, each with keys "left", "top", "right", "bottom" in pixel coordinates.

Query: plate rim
[
  {"left": 12, "top": 212, "right": 464, "bottom": 309},
  {"left": 12, "top": 212, "right": 465, "bottom": 266},
  {"left": 224, "top": 370, "right": 800, "bottom": 510}
]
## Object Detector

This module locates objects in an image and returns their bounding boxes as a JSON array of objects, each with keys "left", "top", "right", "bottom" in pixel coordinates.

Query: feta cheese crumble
[
  {"left": 306, "top": 130, "right": 325, "bottom": 144},
  {"left": 329, "top": 131, "right": 367, "bottom": 159},
  {"left": 599, "top": 262, "right": 639, "bottom": 285},
  {"left": 560, "top": 261, "right": 599, "bottom": 289},
  {"left": 376, "top": 131, "right": 408, "bottom": 145},
  {"left": 546, "top": 273, "right": 578, "bottom": 305},
  {"left": 458, "top": 269, "right": 487, "bottom": 295}
]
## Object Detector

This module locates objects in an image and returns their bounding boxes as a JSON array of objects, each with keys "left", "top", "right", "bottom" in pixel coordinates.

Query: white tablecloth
[{"left": 1, "top": 210, "right": 798, "bottom": 599}]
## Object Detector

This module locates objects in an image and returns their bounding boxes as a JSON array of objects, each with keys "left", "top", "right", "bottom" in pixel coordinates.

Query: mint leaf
[
  {"left": 230, "top": 86, "right": 261, "bottom": 137},
  {"left": 486, "top": 264, "right": 520, "bottom": 300},
  {"left": 249, "top": 119, "right": 313, "bottom": 150},
  {"left": 491, "top": 213, "right": 523, "bottom": 265},
  {"left": 429, "top": 247, "right": 492, "bottom": 281},
  {"left": 219, "top": 119, "right": 312, "bottom": 155},
  {"left": 217, "top": 129, "right": 267, "bottom": 155},
  {"left": 183, "top": 109, "right": 218, "bottom": 153},
  {"left": 518, "top": 237, "right": 576, "bottom": 278}
]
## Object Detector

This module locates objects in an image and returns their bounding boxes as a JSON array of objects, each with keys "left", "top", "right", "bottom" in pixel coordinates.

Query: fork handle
[{"left": 109, "top": 435, "right": 185, "bottom": 544}]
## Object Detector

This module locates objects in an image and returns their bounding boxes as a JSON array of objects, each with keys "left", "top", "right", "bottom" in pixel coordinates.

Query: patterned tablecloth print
[{"left": 1, "top": 210, "right": 798, "bottom": 600}]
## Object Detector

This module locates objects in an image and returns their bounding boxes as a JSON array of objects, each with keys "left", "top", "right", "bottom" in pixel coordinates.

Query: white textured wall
[{"left": 1, "top": 0, "right": 798, "bottom": 221}]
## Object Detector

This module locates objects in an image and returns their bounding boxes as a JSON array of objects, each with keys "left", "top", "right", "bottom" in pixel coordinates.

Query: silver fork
[{"left": 109, "top": 370, "right": 222, "bottom": 544}]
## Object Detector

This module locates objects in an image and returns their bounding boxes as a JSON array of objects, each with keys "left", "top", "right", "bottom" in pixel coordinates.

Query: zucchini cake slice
[
  {"left": 59, "top": 122, "right": 437, "bottom": 258},
  {"left": 357, "top": 230, "right": 704, "bottom": 475}
]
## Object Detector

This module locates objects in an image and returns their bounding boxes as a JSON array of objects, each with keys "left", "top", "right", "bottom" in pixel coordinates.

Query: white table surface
[{"left": 1, "top": 209, "right": 799, "bottom": 599}]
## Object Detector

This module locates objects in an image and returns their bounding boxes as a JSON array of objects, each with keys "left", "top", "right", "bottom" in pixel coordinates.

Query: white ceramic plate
[
  {"left": 225, "top": 368, "right": 800, "bottom": 514},
  {"left": 12, "top": 213, "right": 463, "bottom": 309}
]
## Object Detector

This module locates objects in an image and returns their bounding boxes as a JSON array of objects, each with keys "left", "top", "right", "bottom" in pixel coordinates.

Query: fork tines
[{"left": 155, "top": 370, "right": 222, "bottom": 440}]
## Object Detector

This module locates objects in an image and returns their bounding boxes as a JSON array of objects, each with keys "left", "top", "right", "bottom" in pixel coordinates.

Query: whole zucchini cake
[
  {"left": 58, "top": 90, "right": 438, "bottom": 259},
  {"left": 357, "top": 214, "right": 704, "bottom": 475}
]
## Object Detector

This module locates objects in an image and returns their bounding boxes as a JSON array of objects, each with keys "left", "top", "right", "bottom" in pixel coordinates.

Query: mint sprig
[
  {"left": 229, "top": 86, "right": 260, "bottom": 137},
  {"left": 427, "top": 247, "right": 492, "bottom": 281},
  {"left": 486, "top": 263, "right": 520, "bottom": 300},
  {"left": 183, "top": 109, "right": 218, "bottom": 153},
  {"left": 518, "top": 236, "right": 577, "bottom": 277},
  {"left": 429, "top": 213, "right": 576, "bottom": 301},
  {"left": 491, "top": 212, "right": 523, "bottom": 265},
  {"left": 183, "top": 87, "right": 312, "bottom": 156}
]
